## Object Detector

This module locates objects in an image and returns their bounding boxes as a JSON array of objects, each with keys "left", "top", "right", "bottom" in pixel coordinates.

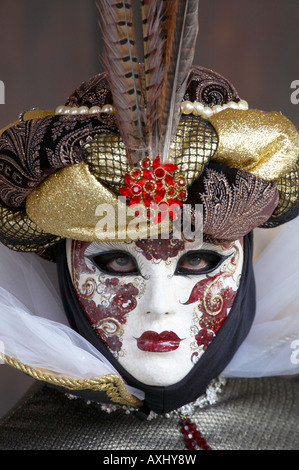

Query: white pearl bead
[
  {"left": 202, "top": 107, "right": 213, "bottom": 118},
  {"left": 227, "top": 101, "right": 239, "bottom": 109},
  {"left": 78, "top": 106, "right": 89, "bottom": 114},
  {"left": 193, "top": 101, "right": 204, "bottom": 116},
  {"left": 212, "top": 105, "right": 223, "bottom": 114},
  {"left": 180, "top": 101, "right": 194, "bottom": 114},
  {"left": 69, "top": 107, "right": 79, "bottom": 114},
  {"left": 89, "top": 106, "right": 101, "bottom": 114},
  {"left": 63, "top": 106, "right": 71, "bottom": 114},
  {"left": 237, "top": 99, "right": 249, "bottom": 110},
  {"left": 102, "top": 104, "right": 114, "bottom": 113},
  {"left": 55, "top": 105, "right": 65, "bottom": 114}
]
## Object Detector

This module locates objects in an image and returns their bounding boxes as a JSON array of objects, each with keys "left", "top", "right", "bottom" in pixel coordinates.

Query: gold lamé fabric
[
  {"left": 263, "top": 156, "right": 299, "bottom": 227},
  {"left": 26, "top": 162, "right": 173, "bottom": 242},
  {"left": 209, "top": 108, "right": 299, "bottom": 228},
  {"left": 209, "top": 109, "right": 299, "bottom": 181}
]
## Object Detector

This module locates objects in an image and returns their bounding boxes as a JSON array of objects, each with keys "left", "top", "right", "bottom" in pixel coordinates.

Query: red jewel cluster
[
  {"left": 195, "top": 328, "right": 215, "bottom": 351},
  {"left": 180, "top": 418, "right": 211, "bottom": 450},
  {"left": 119, "top": 156, "right": 187, "bottom": 223}
]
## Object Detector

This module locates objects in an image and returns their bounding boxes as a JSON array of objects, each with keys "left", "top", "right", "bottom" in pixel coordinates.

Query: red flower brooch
[{"left": 119, "top": 156, "right": 187, "bottom": 223}]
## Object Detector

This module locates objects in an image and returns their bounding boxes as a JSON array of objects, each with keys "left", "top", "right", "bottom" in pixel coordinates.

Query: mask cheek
[
  {"left": 74, "top": 270, "right": 144, "bottom": 357},
  {"left": 186, "top": 271, "right": 241, "bottom": 364}
]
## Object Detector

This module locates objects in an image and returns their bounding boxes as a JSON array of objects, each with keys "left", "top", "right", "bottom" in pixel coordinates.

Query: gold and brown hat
[{"left": 0, "top": 1, "right": 298, "bottom": 257}]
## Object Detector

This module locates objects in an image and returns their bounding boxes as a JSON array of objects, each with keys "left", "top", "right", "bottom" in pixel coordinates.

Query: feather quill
[{"left": 96, "top": 0, "right": 145, "bottom": 164}]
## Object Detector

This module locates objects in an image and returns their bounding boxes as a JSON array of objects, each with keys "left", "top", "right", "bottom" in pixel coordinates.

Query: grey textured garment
[{"left": 0, "top": 377, "right": 298, "bottom": 450}]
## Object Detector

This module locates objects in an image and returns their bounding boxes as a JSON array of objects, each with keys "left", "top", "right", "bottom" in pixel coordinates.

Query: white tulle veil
[
  {"left": 223, "top": 217, "right": 299, "bottom": 377},
  {"left": 0, "top": 217, "right": 298, "bottom": 400},
  {"left": 0, "top": 245, "right": 144, "bottom": 399}
]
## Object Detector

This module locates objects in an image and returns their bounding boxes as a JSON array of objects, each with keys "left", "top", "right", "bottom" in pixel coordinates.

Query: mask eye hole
[
  {"left": 176, "top": 250, "right": 225, "bottom": 275},
  {"left": 89, "top": 251, "right": 139, "bottom": 275}
]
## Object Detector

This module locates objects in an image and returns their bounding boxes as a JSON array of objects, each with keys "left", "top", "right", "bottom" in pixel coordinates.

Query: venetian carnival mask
[
  {"left": 0, "top": 0, "right": 298, "bottom": 420},
  {"left": 67, "top": 237, "right": 244, "bottom": 386}
]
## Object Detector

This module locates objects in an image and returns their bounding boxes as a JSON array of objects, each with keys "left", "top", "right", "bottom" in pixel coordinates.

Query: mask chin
[{"left": 56, "top": 233, "right": 256, "bottom": 415}]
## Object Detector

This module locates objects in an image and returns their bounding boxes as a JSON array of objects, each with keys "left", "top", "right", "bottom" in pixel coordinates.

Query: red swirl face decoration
[
  {"left": 184, "top": 273, "right": 238, "bottom": 360},
  {"left": 119, "top": 156, "right": 187, "bottom": 223},
  {"left": 67, "top": 238, "right": 244, "bottom": 386},
  {"left": 69, "top": 241, "right": 141, "bottom": 353}
]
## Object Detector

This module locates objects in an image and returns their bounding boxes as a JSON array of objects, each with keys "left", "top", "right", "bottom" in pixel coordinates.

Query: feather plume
[
  {"left": 96, "top": 0, "right": 198, "bottom": 165},
  {"left": 159, "top": 0, "right": 199, "bottom": 162},
  {"left": 140, "top": 1, "right": 165, "bottom": 156},
  {"left": 158, "top": 0, "right": 179, "bottom": 122},
  {"left": 96, "top": 0, "right": 145, "bottom": 165}
]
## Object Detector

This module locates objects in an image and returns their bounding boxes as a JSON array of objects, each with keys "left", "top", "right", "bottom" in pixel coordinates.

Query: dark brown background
[{"left": 0, "top": 0, "right": 298, "bottom": 419}]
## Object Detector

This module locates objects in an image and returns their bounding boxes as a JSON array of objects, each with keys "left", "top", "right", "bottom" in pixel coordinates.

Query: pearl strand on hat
[
  {"left": 180, "top": 99, "right": 249, "bottom": 118},
  {"left": 55, "top": 99, "right": 248, "bottom": 117},
  {"left": 55, "top": 104, "right": 115, "bottom": 115}
]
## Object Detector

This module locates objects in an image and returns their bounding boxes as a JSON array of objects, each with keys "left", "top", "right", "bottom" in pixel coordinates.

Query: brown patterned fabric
[
  {"left": 65, "top": 66, "right": 241, "bottom": 113},
  {"left": 0, "top": 114, "right": 115, "bottom": 210},
  {"left": 185, "top": 66, "right": 240, "bottom": 105},
  {"left": 187, "top": 162, "right": 279, "bottom": 243},
  {"left": 65, "top": 74, "right": 116, "bottom": 117}
]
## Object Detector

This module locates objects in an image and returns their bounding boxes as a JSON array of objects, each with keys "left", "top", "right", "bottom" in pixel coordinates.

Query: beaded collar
[{"left": 67, "top": 376, "right": 226, "bottom": 450}]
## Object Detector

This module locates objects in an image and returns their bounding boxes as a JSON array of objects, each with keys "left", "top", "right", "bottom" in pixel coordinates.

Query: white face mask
[{"left": 67, "top": 237, "right": 244, "bottom": 386}]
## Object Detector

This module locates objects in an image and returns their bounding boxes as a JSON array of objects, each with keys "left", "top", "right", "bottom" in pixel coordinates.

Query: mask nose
[{"left": 145, "top": 272, "right": 176, "bottom": 316}]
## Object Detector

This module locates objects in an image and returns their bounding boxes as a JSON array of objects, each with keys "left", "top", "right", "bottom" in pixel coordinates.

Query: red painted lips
[{"left": 136, "top": 330, "right": 183, "bottom": 352}]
